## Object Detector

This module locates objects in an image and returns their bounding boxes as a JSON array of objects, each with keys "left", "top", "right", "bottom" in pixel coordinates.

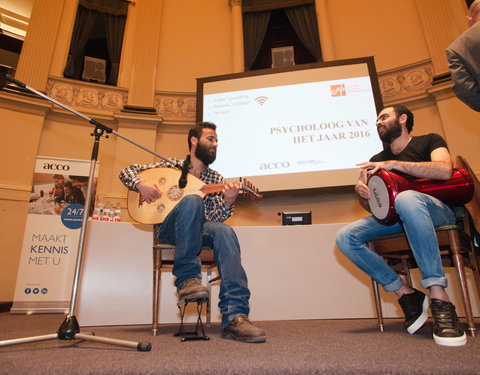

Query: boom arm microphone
[
  {"left": 4, "top": 74, "right": 26, "bottom": 88},
  {"left": 178, "top": 154, "right": 191, "bottom": 189}
]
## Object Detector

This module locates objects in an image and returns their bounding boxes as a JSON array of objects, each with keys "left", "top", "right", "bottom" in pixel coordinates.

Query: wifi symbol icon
[{"left": 255, "top": 96, "right": 268, "bottom": 105}]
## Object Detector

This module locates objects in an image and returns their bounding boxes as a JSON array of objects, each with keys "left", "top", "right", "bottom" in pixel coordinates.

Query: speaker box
[{"left": 279, "top": 211, "right": 312, "bottom": 225}]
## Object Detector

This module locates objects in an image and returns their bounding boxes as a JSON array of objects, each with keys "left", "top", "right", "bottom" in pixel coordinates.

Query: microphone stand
[
  {"left": 0, "top": 75, "right": 180, "bottom": 351},
  {"left": 178, "top": 154, "right": 191, "bottom": 188}
]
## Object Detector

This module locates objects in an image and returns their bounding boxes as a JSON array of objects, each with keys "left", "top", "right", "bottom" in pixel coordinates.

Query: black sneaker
[
  {"left": 398, "top": 289, "right": 429, "bottom": 334},
  {"left": 177, "top": 279, "right": 208, "bottom": 304},
  {"left": 430, "top": 299, "right": 467, "bottom": 346},
  {"left": 221, "top": 315, "right": 267, "bottom": 343}
]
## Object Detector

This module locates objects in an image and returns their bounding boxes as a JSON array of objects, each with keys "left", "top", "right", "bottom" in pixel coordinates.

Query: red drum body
[
  {"left": 367, "top": 168, "right": 474, "bottom": 225},
  {"left": 367, "top": 170, "right": 403, "bottom": 225}
]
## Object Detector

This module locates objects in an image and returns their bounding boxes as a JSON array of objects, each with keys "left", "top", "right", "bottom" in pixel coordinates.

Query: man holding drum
[{"left": 336, "top": 104, "right": 466, "bottom": 346}]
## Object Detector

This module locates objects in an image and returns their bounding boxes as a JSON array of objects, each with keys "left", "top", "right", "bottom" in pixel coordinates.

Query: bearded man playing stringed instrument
[
  {"left": 119, "top": 122, "right": 266, "bottom": 343},
  {"left": 336, "top": 105, "right": 467, "bottom": 346}
]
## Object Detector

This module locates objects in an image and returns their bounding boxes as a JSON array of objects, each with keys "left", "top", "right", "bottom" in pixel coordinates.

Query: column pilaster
[
  {"left": 414, "top": 0, "right": 467, "bottom": 78},
  {"left": 15, "top": 0, "right": 65, "bottom": 90},
  {"left": 126, "top": 0, "right": 163, "bottom": 109},
  {"left": 316, "top": 0, "right": 335, "bottom": 61},
  {"left": 50, "top": 1, "right": 79, "bottom": 78},
  {"left": 230, "top": 0, "right": 245, "bottom": 73}
]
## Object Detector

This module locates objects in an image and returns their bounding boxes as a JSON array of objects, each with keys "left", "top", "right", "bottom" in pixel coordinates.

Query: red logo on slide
[{"left": 330, "top": 84, "right": 346, "bottom": 97}]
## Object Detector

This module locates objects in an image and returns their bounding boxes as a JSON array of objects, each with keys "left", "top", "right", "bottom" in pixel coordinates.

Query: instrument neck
[{"left": 200, "top": 183, "right": 227, "bottom": 195}]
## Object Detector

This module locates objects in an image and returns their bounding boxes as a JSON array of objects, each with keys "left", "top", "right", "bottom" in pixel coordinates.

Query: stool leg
[
  {"left": 174, "top": 300, "right": 210, "bottom": 341},
  {"left": 152, "top": 248, "right": 161, "bottom": 336},
  {"left": 176, "top": 302, "right": 187, "bottom": 340},
  {"left": 372, "top": 279, "right": 384, "bottom": 332},
  {"left": 449, "top": 231, "right": 476, "bottom": 337},
  {"left": 194, "top": 302, "right": 208, "bottom": 339}
]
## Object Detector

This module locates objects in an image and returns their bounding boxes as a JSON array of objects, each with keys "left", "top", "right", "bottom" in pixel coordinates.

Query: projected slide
[{"left": 198, "top": 58, "right": 384, "bottom": 191}]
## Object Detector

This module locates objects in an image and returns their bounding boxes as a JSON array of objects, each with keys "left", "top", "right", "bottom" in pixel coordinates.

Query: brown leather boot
[
  {"left": 177, "top": 279, "right": 208, "bottom": 303},
  {"left": 221, "top": 315, "right": 266, "bottom": 343}
]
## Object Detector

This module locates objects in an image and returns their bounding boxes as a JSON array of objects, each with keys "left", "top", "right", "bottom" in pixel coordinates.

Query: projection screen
[{"left": 196, "top": 57, "right": 384, "bottom": 192}]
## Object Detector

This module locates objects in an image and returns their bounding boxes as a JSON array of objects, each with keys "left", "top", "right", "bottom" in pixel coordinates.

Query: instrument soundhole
[
  {"left": 167, "top": 185, "right": 184, "bottom": 201},
  {"left": 158, "top": 177, "right": 166, "bottom": 185},
  {"left": 157, "top": 204, "right": 165, "bottom": 213}
]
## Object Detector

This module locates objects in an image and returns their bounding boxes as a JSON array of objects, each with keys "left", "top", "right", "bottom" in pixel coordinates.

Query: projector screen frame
[{"left": 196, "top": 56, "right": 384, "bottom": 193}]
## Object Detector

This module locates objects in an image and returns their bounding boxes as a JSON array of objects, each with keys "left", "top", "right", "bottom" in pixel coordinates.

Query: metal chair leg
[
  {"left": 466, "top": 243, "right": 480, "bottom": 301},
  {"left": 206, "top": 267, "right": 212, "bottom": 327},
  {"left": 401, "top": 258, "right": 413, "bottom": 287},
  {"left": 152, "top": 248, "right": 161, "bottom": 336},
  {"left": 372, "top": 279, "right": 384, "bottom": 332},
  {"left": 449, "top": 230, "right": 477, "bottom": 337}
]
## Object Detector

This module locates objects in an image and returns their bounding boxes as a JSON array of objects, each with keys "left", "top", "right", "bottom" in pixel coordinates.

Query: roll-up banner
[{"left": 11, "top": 156, "right": 98, "bottom": 314}]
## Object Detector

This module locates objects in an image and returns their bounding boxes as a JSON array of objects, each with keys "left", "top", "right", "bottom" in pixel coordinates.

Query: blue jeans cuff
[
  {"left": 222, "top": 313, "right": 246, "bottom": 329},
  {"left": 421, "top": 277, "right": 448, "bottom": 289},
  {"left": 383, "top": 277, "right": 404, "bottom": 292}
]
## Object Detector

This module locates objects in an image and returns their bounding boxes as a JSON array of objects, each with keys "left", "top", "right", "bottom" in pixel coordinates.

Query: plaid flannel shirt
[{"left": 119, "top": 157, "right": 234, "bottom": 222}]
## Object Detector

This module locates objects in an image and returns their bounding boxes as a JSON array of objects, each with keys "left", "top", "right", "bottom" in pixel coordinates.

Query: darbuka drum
[
  {"left": 367, "top": 168, "right": 474, "bottom": 225},
  {"left": 367, "top": 169, "right": 403, "bottom": 225}
]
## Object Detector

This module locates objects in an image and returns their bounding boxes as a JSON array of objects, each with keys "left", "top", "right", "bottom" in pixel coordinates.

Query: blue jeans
[
  {"left": 157, "top": 195, "right": 250, "bottom": 328},
  {"left": 336, "top": 190, "right": 456, "bottom": 292}
]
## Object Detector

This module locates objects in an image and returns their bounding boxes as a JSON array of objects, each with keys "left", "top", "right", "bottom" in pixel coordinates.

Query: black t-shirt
[{"left": 369, "top": 133, "right": 448, "bottom": 179}]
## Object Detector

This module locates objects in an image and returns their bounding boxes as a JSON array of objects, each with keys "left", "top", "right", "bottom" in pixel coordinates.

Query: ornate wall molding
[
  {"left": 46, "top": 77, "right": 197, "bottom": 125},
  {"left": 45, "top": 60, "right": 438, "bottom": 124},
  {"left": 154, "top": 92, "right": 196, "bottom": 124},
  {"left": 378, "top": 59, "right": 434, "bottom": 105},
  {"left": 46, "top": 77, "right": 128, "bottom": 114}
]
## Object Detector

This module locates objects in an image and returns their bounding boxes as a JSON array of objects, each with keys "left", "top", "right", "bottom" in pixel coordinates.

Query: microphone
[
  {"left": 0, "top": 66, "right": 12, "bottom": 89},
  {"left": 4, "top": 74, "right": 27, "bottom": 88},
  {"left": 178, "top": 154, "right": 191, "bottom": 189}
]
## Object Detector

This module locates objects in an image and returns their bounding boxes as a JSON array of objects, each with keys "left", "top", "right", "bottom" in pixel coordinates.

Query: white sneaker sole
[
  {"left": 433, "top": 331, "right": 467, "bottom": 346},
  {"left": 407, "top": 295, "right": 429, "bottom": 334}
]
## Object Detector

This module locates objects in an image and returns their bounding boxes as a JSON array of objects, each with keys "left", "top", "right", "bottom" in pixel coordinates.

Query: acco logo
[
  {"left": 330, "top": 84, "right": 346, "bottom": 97},
  {"left": 43, "top": 163, "right": 70, "bottom": 171},
  {"left": 259, "top": 161, "right": 290, "bottom": 170}
]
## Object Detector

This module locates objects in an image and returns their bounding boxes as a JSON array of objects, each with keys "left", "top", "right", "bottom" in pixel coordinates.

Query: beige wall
[
  {"left": 0, "top": 97, "right": 48, "bottom": 302},
  {"left": 156, "top": 0, "right": 234, "bottom": 92},
  {"left": 1, "top": 0, "right": 479, "bottom": 301},
  {"left": 327, "top": 0, "right": 431, "bottom": 70}
]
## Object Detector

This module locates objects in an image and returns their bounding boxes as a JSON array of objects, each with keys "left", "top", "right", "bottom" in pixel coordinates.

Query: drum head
[{"left": 367, "top": 175, "right": 390, "bottom": 220}]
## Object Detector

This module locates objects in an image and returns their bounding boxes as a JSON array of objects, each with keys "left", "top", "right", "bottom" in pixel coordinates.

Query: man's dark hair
[
  {"left": 391, "top": 104, "right": 414, "bottom": 133},
  {"left": 187, "top": 122, "right": 217, "bottom": 149}
]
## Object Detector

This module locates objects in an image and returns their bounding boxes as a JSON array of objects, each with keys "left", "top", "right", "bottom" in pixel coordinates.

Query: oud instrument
[{"left": 127, "top": 168, "right": 262, "bottom": 224}]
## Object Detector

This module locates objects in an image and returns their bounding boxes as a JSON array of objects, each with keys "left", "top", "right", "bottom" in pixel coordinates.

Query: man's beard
[
  {"left": 195, "top": 141, "right": 216, "bottom": 165},
  {"left": 379, "top": 119, "right": 402, "bottom": 143}
]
